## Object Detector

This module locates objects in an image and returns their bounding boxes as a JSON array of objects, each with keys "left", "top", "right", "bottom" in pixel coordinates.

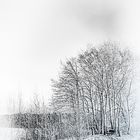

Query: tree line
[
  {"left": 11, "top": 42, "right": 134, "bottom": 140},
  {"left": 52, "top": 42, "right": 134, "bottom": 138}
]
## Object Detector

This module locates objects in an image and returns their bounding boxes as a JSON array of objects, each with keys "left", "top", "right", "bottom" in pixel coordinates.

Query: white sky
[{"left": 0, "top": 0, "right": 140, "bottom": 127}]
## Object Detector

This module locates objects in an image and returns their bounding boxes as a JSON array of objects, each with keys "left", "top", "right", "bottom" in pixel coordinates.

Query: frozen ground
[
  {"left": 0, "top": 128, "right": 140, "bottom": 140},
  {"left": 0, "top": 128, "right": 25, "bottom": 140},
  {"left": 85, "top": 136, "right": 126, "bottom": 140},
  {"left": 84, "top": 134, "right": 140, "bottom": 140},
  {"left": 63, "top": 133, "right": 140, "bottom": 140}
]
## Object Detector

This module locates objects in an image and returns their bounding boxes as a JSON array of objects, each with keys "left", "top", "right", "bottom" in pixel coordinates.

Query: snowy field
[
  {"left": 84, "top": 135, "right": 139, "bottom": 140},
  {"left": 0, "top": 128, "right": 25, "bottom": 140},
  {"left": 0, "top": 128, "right": 140, "bottom": 140},
  {"left": 64, "top": 134, "right": 140, "bottom": 140}
]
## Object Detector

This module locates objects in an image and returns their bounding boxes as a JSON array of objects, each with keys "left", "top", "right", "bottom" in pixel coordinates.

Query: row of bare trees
[
  {"left": 11, "top": 93, "right": 80, "bottom": 140},
  {"left": 10, "top": 42, "right": 134, "bottom": 140},
  {"left": 52, "top": 42, "right": 134, "bottom": 138}
]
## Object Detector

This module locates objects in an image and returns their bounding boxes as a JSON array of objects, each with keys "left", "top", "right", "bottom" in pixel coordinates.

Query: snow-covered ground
[
  {"left": 84, "top": 134, "right": 140, "bottom": 140},
  {"left": 63, "top": 134, "right": 140, "bottom": 140},
  {"left": 0, "top": 128, "right": 25, "bottom": 140},
  {"left": 0, "top": 128, "right": 140, "bottom": 140}
]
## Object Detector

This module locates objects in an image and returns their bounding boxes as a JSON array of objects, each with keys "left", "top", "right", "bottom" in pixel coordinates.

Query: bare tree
[{"left": 52, "top": 42, "right": 134, "bottom": 138}]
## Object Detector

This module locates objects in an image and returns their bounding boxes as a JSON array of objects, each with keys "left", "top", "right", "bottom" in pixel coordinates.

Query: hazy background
[{"left": 0, "top": 0, "right": 140, "bottom": 128}]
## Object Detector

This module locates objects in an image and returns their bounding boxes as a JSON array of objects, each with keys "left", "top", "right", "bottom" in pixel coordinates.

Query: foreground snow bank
[
  {"left": 84, "top": 135, "right": 140, "bottom": 140},
  {"left": 0, "top": 128, "right": 140, "bottom": 140},
  {"left": 0, "top": 128, "right": 25, "bottom": 140}
]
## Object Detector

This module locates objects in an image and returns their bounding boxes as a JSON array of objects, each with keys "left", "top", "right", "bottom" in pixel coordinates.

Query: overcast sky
[{"left": 0, "top": 0, "right": 140, "bottom": 126}]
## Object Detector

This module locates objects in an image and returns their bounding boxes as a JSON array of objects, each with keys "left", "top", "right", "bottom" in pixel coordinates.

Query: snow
[
  {"left": 0, "top": 128, "right": 25, "bottom": 140},
  {"left": 0, "top": 128, "right": 140, "bottom": 140},
  {"left": 84, "top": 135, "right": 140, "bottom": 140}
]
